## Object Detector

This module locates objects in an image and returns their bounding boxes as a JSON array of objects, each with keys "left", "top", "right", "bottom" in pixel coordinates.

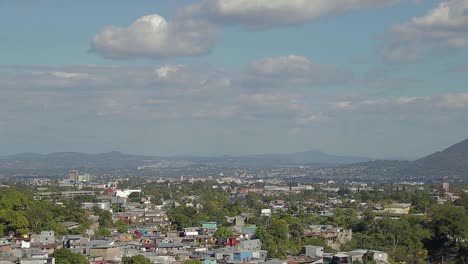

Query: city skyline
[{"left": 1, "top": 0, "right": 468, "bottom": 158}]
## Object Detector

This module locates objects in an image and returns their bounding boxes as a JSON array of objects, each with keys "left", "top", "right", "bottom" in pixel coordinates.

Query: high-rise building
[
  {"left": 68, "top": 170, "right": 79, "bottom": 182},
  {"left": 442, "top": 176, "right": 450, "bottom": 193}
]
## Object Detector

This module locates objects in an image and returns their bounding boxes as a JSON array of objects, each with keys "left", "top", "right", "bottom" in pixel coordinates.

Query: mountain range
[
  {"left": 0, "top": 149, "right": 371, "bottom": 170},
  {"left": 1, "top": 138, "right": 467, "bottom": 178}
]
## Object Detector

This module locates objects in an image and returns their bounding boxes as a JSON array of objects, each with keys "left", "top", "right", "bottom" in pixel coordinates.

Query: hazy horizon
[
  {"left": 1, "top": 0, "right": 467, "bottom": 159},
  {"left": 0, "top": 146, "right": 428, "bottom": 161}
]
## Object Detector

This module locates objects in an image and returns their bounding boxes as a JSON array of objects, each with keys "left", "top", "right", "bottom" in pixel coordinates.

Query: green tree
[
  {"left": 93, "top": 207, "right": 112, "bottom": 228},
  {"left": 362, "top": 251, "right": 376, "bottom": 264},
  {"left": 115, "top": 219, "right": 128, "bottom": 233},
  {"left": 269, "top": 219, "right": 289, "bottom": 240},
  {"left": 27, "top": 202, "right": 54, "bottom": 232},
  {"left": 94, "top": 227, "right": 111, "bottom": 238},
  {"left": 184, "top": 260, "right": 201, "bottom": 264},
  {"left": 122, "top": 255, "right": 151, "bottom": 264},
  {"left": 52, "top": 248, "right": 88, "bottom": 264},
  {"left": 213, "top": 227, "right": 233, "bottom": 239},
  {"left": 256, "top": 226, "right": 278, "bottom": 258},
  {"left": 289, "top": 222, "right": 304, "bottom": 240},
  {"left": 428, "top": 204, "right": 468, "bottom": 242}
]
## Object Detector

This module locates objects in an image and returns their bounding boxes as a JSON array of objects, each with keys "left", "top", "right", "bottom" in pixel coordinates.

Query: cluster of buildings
[
  {"left": 0, "top": 230, "right": 388, "bottom": 264},
  {"left": 4, "top": 170, "right": 448, "bottom": 264}
]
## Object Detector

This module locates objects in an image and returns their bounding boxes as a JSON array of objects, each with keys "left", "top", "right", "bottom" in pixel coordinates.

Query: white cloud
[
  {"left": 330, "top": 94, "right": 468, "bottom": 112},
  {"left": 90, "top": 1, "right": 401, "bottom": 59},
  {"left": 184, "top": 0, "right": 400, "bottom": 29},
  {"left": 1, "top": 63, "right": 468, "bottom": 157},
  {"left": 91, "top": 14, "right": 219, "bottom": 59},
  {"left": 438, "top": 93, "right": 468, "bottom": 108},
  {"left": 244, "top": 55, "right": 353, "bottom": 88},
  {"left": 155, "top": 65, "right": 180, "bottom": 79},
  {"left": 382, "top": 0, "right": 468, "bottom": 62},
  {"left": 330, "top": 101, "right": 353, "bottom": 110}
]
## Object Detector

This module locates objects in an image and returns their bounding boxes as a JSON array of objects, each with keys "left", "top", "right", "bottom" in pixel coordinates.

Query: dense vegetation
[{"left": 150, "top": 181, "right": 468, "bottom": 263}]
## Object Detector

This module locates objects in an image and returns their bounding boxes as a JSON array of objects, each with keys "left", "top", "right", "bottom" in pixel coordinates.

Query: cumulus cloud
[
  {"left": 90, "top": 1, "right": 402, "bottom": 59},
  {"left": 91, "top": 14, "right": 219, "bottom": 59},
  {"left": 183, "top": 0, "right": 400, "bottom": 29},
  {"left": 381, "top": 0, "right": 468, "bottom": 62}
]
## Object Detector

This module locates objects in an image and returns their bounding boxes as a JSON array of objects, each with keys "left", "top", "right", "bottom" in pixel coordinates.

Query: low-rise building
[{"left": 384, "top": 203, "right": 411, "bottom": 214}]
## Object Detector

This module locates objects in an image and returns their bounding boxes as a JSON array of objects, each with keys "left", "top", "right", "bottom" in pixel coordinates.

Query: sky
[{"left": 1, "top": 0, "right": 468, "bottom": 159}]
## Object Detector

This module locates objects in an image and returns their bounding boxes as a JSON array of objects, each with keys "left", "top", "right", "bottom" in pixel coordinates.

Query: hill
[
  {"left": 344, "top": 138, "right": 468, "bottom": 179},
  {"left": 411, "top": 138, "right": 468, "bottom": 176}
]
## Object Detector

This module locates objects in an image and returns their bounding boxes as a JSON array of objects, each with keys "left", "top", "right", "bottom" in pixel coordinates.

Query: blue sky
[{"left": 0, "top": 0, "right": 468, "bottom": 158}]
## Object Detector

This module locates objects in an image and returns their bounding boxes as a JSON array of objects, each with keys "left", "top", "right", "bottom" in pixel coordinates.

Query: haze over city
[{"left": 1, "top": 0, "right": 468, "bottom": 158}]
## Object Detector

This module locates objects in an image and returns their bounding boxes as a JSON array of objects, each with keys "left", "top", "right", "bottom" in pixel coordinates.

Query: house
[
  {"left": 213, "top": 248, "right": 235, "bottom": 261},
  {"left": 62, "top": 235, "right": 86, "bottom": 251},
  {"left": 81, "top": 202, "right": 110, "bottom": 211},
  {"left": 201, "top": 222, "right": 218, "bottom": 235},
  {"left": 118, "top": 234, "right": 133, "bottom": 242},
  {"left": 302, "top": 246, "right": 323, "bottom": 258},
  {"left": 156, "top": 243, "right": 185, "bottom": 253},
  {"left": 203, "top": 258, "right": 217, "bottom": 264},
  {"left": 219, "top": 238, "right": 237, "bottom": 247},
  {"left": 143, "top": 255, "right": 174, "bottom": 264},
  {"left": 21, "top": 240, "right": 31, "bottom": 249},
  {"left": 184, "top": 227, "right": 200, "bottom": 237},
  {"left": 233, "top": 250, "right": 253, "bottom": 261},
  {"left": 61, "top": 222, "right": 80, "bottom": 230},
  {"left": 323, "top": 250, "right": 389, "bottom": 264},
  {"left": 0, "top": 240, "right": 11, "bottom": 252},
  {"left": 201, "top": 222, "right": 217, "bottom": 229},
  {"left": 238, "top": 239, "right": 261, "bottom": 251},
  {"left": 36, "top": 231, "right": 55, "bottom": 244},
  {"left": 317, "top": 210, "right": 333, "bottom": 217},
  {"left": 305, "top": 225, "right": 352, "bottom": 250},
  {"left": 329, "top": 253, "right": 351, "bottom": 264},
  {"left": 89, "top": 245, "right": 122, "bottom": 261},
  {"left": 384, "top": 203, "right": 411, "bottom": 214},
  {"left": 19, "top": 257, "right": 55, "bottom": 264}
]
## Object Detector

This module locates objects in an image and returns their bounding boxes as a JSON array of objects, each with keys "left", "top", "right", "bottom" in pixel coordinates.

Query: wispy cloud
[
  {"left": 183, "top": 0, "right": 401, "bottom": 30},
  {"left": 381, "top": 0, "right": 468, "bottom": 62}
]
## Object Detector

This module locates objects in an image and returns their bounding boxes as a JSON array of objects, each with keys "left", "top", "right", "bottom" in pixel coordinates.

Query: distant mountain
[
  {"left": 4, "top": 137, "right": 467, "bottom": 178},
  {"left": 0, "top": 151, "right": 163, "bottom": 169},
  {"left": 0, "top": 149, "right": 372, "bottom": 170},
  {"left": 245, "top": 150, "right": 371, "bottom": 165}
]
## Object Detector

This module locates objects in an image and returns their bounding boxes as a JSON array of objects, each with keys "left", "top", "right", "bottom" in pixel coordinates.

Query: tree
[
  {"left": 94, "top": 227, "right": 111, "bottom": 238},
  {"left": 362, "top": 251, "right": 376, "bottom": 264},
  {"left": 52, "top": 248, "right": 88, "bottom": 264},
  {"left": 93, "top": 207, "right": 112, "bottom": 228},
  {"left": 256, "top": 226, "right": 278, "bottom": 258},
  {"left": 27, "top": 202, "right": 54, "bottom": 232},
  {"left": 213, "top": 227, "right": 233, "bottom": 239},
  {"left": 289, "top": 223, "right": 304, "bottom": 240},
  {"left": 428, "top": 204, "right": 468, "bottom": 242},
  {"left": 184, "top": 260, "right": 201, "bottom": 264},
  {"left": 122, "top": 255, "right": 151, "bottom": 264},
  {"left": 269, "top": 219, "right": 289, "bottom": 240},
  {"left": 168, "top": 205, "right": 198, "bottom": 230},
  {"left": 115, "top": 219, "right": 128, "bottom": 233}
]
